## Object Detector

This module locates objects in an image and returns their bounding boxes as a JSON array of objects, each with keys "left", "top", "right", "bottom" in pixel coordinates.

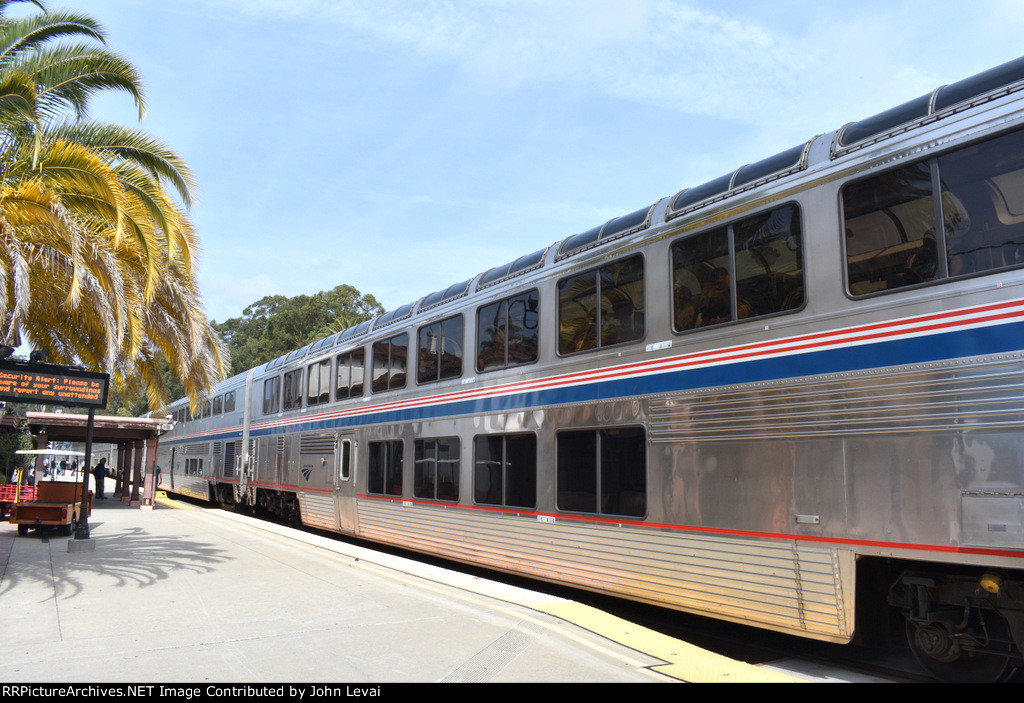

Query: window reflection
[
  {"left": 672, "top": 205, "right": 803, "bottom": 330},
  {"left": 477, "top": 291, "right": 539, "bottom": 372},
  {"left": 843, "top": 128, "right": 1024, "bottom": 294},
  {"left": 558, "top": 255, "right": 644, "bottom": 354},
  {"left": 417, "top": 315, "right": 464, "bottom": 384}
]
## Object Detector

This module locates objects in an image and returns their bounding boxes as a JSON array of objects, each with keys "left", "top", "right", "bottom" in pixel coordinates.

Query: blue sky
[{"left": 57, "top": 0, "right": 1024, "bottom": 323}]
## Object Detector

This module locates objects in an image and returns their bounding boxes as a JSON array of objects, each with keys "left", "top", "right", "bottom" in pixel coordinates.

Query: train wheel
[{"left": 905, "top": 610, "right": 1019, "bottom": 682}]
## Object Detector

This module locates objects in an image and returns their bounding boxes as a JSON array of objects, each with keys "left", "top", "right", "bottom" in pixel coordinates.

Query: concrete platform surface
[{"left": 0, "top": 495, "right": 803, "bottom": 683}]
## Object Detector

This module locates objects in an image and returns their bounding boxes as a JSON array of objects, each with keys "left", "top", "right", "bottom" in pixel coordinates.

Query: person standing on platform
[{"left": 92, "top": 458, "right": 107, "bottom": 499}]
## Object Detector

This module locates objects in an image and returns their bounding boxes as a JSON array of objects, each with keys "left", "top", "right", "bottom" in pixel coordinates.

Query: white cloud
[{"left": 185, "top": 0, "right": 1021, "bottom": 134}]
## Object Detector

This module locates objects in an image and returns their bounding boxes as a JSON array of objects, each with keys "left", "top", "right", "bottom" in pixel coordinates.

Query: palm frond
[
  {"left": 0, "top": 2, "right": 226, "bottom": 408},
  {"left": 20, "top": 44, "right": 145, "bottom": 120},
  {"left": 0, "top": 9, "right": 105, "bottom": 65}
]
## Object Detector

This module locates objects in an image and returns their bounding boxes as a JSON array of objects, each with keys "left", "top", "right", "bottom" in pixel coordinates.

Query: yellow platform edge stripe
[{"left": 539, "top": 600, "right": 806, "bottom": 683}]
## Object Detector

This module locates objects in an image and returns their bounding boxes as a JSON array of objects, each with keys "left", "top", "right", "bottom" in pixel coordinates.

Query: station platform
[{"left": 0, "top": 494, "right": 808, "bottom": 684}]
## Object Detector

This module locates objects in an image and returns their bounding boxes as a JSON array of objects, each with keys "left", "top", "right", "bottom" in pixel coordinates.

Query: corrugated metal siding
[
  {"left": 168, "top": 475, "right": 208, "bottom": 500},
  {"left": 649, "top": 360, "right": 1024, "bottom": 443},
  {"left": 299, "top": 492, "right": 337, "bottom": 530},
  {"left": 356, "top": 499, "right": 852, "bottom": 641}
]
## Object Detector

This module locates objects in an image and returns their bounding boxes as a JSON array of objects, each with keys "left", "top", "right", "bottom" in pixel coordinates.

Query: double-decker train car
[{"left": 158, "top": 57, "right": 1024, "bottom": 681}]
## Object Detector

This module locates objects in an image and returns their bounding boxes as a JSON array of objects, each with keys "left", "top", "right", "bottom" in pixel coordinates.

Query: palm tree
[{"left": 0, "top": 0, "right": 226, "bottom": 409}]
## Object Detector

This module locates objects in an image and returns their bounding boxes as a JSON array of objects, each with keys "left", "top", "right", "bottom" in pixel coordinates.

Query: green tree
[
  {"left": 214, "top": 285, "right": 384, "bottom": 376},
  {"left": 0, "top": 410, "right": 28, "bottom": 482},
  {"left": 0, "top": 1, "right": 226, "bottom": 410}
]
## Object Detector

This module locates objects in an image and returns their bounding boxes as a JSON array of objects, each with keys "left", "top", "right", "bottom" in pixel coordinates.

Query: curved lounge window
[
  {"left": 284, "top": 345, "right": 311, "bottom": 364},
  {"left": 478, "top": 249, "right": 546, "bottom": 288},
  {"left": 509, "top": 248, "right": 546, "bottom": 275},
  {"left": 733, "top": 144, "right": 806, "bottom": 188},
  {"left": 838, "top": 94, "right": 931, "bottom": 148},
  {"left": 478, "top": 262, "right": 514, "bottom": 288},
  {"left": 670, "top": 173, "right": 733, "bottom": 213},
  {"left": 374, "top": 303, "right": 414, "bottom": 330},
  {"left": 421, "top": 279, "right": 472, "bottom": 309},
  {"left": 308, "top": 334, "right": 337, "bottom": 355},
  {"left": 557, "top": 226, "right": 602, "bottom": 259},
  {"left": 933, "top": 55, "right": 1024, "bottom": 112},
  {"left": 338, "top": 320, "right": 372, "bottom": 343},
  {"left": 602, "top": 207, "right": 651, "bottom": 240}
]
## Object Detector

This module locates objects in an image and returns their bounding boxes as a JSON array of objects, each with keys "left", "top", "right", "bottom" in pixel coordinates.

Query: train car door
[
  {"left": 335, "top": 434, "right": 357, "bottom": 533},
  {"left": 296, "top": 433, "right": 337, "bottom": 530}
]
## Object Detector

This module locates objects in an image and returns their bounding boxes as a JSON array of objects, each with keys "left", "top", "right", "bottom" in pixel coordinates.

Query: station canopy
[{"left": 25, "top": 412, "right": 171, "bottom": 444}]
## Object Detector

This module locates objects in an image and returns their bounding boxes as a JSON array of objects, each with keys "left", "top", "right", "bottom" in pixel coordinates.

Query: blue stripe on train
[{"left": 164, "top": 318, "right": 1024, "bottom": 445}]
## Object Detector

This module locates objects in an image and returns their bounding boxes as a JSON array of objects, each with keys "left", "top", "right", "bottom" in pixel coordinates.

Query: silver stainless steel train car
[{"left": 157, "top": 57, "right": 1024, "bottom": 681}]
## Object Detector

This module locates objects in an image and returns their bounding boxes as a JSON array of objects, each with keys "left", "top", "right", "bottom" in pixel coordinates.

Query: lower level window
[
  {"left": 474, "top": 433, "right": 536, "bottom": 509},
  {"left": 556, "top": 427, "right": 646, "bottom": 517},
  {"left": 414, "top": 437, "right": 460, "bottom": 501},
  {"left": 368, "top": 440, "right": 403, "bottom": 496}
]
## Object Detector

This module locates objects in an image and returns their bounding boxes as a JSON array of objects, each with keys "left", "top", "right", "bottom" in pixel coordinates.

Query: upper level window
[
  {"left": 372, "top": 333, "right": 408, "bottom": 393},
  {"left": 672, "top": 204, "right": 803, "bottom": 330},
  {"left": 413, "top": 437, "right": 459, "bottom": 501},
  {"left": 213, "top": 395, "right": 223, "bottom": 415},
  {"left": 224, "top": 390, "right": 236, "bottom": 413},
  {"left": 335, "top": 348, "right": 365, "bottom": 400},
  {"left": 307, "top": 358, "right": 331, "bottom": 406},
  {"left": 844, "top": 127, "right": 1024, "bottom": 295},
  {"left": 477, "top": 290, "right": 539, "bottom": 372},
  {"left": 417, "top": 315, "right": 463, "bottom": 384},
  {"left": 282, "top": 369, "right": 303, "bottom": 410},
  {"left": 844, "top": 162, "right": 936, "bottom": 294},
  {"left": 558, "top": 255, "right": 644, "bottom": 354},
  {"left": 263, "top": 376, "right": 280, "bottom": 415}
]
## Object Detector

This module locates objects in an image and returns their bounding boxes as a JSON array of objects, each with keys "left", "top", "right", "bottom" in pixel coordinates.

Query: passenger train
[{"left": 157, "top": 57, "right": 1024, "bottom": 681}]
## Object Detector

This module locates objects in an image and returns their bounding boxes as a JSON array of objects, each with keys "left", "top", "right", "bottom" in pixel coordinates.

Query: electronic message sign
[{"left": 0, "top": 360, "right": 108, "bottom": 409}]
